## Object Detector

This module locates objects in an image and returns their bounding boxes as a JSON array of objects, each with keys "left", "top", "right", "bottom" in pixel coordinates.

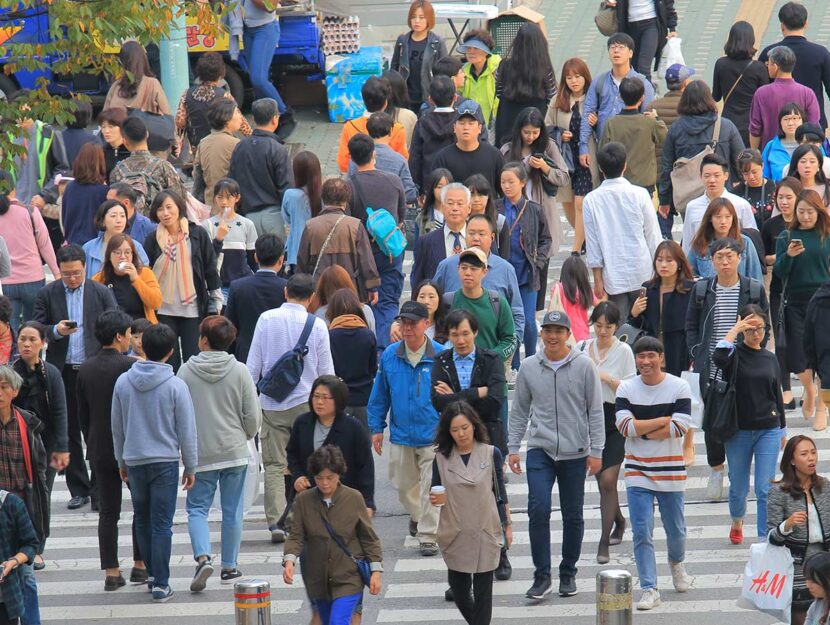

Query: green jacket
[{"left": 462, "top": 55, "right": 502, "bottom": 127}]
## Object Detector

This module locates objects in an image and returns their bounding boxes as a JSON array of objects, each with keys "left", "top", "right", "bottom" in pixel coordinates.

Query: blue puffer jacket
[{"left": 368, "top": 338, "right": 444, "bottom": 447}]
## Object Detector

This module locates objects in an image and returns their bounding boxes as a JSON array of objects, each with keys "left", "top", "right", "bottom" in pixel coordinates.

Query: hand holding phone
[{"left": 65, "top": 321, "right": 78, "bottom": 329}]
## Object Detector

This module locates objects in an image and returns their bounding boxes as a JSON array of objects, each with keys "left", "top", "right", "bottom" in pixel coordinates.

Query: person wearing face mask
[
  {"left": 82, "top": 200, "right": 150, "bottom": 279},
  {"left": 767, "top": 435, "right": 830, "bottom": 625}
]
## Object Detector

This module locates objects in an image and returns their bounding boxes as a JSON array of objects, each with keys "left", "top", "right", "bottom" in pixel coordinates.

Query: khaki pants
[
  {"left": 388, "top": 443, "right": 439, "bottom": 543},
  {"left": 261, "top": 404, "right": 308, "bottom": 528}
]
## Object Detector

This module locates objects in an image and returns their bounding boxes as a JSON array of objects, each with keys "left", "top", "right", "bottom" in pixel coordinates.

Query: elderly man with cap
[
  {"left": 367, "top": 301, "right": 445, "bottom": 557},
  {"left": 508, "top": 309, "right": 604, "bottom": 602},
  {"left": 647, "top": 63, "right": 694, "bottom": 129}
]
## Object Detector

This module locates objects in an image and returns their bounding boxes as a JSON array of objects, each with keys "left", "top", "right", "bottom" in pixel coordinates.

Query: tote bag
[{"left": 737, "top": 541, "right": 793, "bottom": 624}]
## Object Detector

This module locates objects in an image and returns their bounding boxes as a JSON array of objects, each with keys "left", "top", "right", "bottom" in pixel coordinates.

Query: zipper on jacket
[{"left": 553, "top": 368, "right": 559, "bottom": 459}]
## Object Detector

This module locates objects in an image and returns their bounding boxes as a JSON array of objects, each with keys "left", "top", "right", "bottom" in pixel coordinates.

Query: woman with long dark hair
[
  {"left": 465, "top": 174, "right": 508, "bottom": 257},
  {"left": 687, "top": 198, "right": 763, "bottom": 281},
  {"left": 382, "top": 69, "right": 419, "bottom": 148},
  {"left": 418, "top": 168, "right": 452, "bottom": 237},
  {"left": 282, "top": 151, "right": 323, "bottom": 273},
  {"left": 763, "top": 177, "right": 802, "bottom": 407},
  {"left": 767, "top": 435, "right": 830, "bottom": 625},
  {"left": 312, "top": 265, "right": 376, "bottom": 332},
  {"left": 61, "top": 143, "right": 110, "bottom": 246},
  {"left": 803, "top": 552, "right": 830, "bottom": 625},
  {"left": 547, "top": 57, "right": 595, "bottom": 254},
  {"left": 430, "top": 401, "right": 510, "bottom": 625},
  {"left": 143, "top": 190, "right": 222, "bottom": 371},
  {"left": 413, "top": 279, "right": 448, "bottom": 343},
  {"left": 789, "top": 144, "right": 830, "bottom": 208},
  {"left": 774, "top": 189, "right": 830, "bottom": 430},
  {"left": 104, "top": 41, "right": 170, "bottom": 116},
  {"left": 97, "top": 107, "right": 130, "bottom": 180},
  {"left": 712, "top": 20, "right": 770, "bottom": 146},
  {"left": 92, "top": 234, "right": 162, "bottom": 322},
  {"left": 493, "top": 23, "right": 556, "bottom": 147}
]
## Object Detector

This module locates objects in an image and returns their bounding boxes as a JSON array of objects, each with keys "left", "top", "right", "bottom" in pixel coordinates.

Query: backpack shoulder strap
[
  {"left": 488, "top": 289, "right": 501, "bottom": 319},
  {"left": 443, "top": 291, "right": 455, "bottom": 308},
  {"left": 748, "top": 278, "right": 762, "bottom": 304},
  {"left": 694, "top": 278, "right": 710, "bottom": 308},
  {"left": 296, "top": 314, "right": 316, "bottom": 351},
  {"left": 594, "top": 71, "right": 609, "bottom": 109}
]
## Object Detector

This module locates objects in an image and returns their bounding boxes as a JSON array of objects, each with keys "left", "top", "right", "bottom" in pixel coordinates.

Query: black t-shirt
[
  {"left": 431, "top": 143, "right": 505, "bottom": 194},
  {"left": 761, "top": 215, "right": 789, "bottom": 294},
  {"left": 407, "top": 35, "right": 428, "bottom": 105},
  {"left": 733, "top": 180, "right": 776, "bottom": 229},
  {"left": 108, "top": 274, "right": 146, "bottom": 319},
  {"left": 711, "top": 56, "right": 771, "bottom": 137}
]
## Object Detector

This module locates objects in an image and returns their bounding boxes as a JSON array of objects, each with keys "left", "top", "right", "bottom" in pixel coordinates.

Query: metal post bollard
[
  {"left": 235, "top": 579, "right": 272, "bottom": 625},
  {"left": 596, "top": 569, "right": 632, "bottom": 625}
]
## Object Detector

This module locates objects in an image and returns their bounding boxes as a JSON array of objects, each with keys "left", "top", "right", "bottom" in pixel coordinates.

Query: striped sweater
[{"left": 615, "top": 374, "right": 693, "bottom": 492}]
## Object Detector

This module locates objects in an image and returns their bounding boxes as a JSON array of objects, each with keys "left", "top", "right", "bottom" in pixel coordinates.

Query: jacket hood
[
  {"left": 181, "top": 350, "right": 238, "bottom": 383},
  {"left": 680, "top": 111, "right": 718, "bottom": 137},
  {"left": 535, "top": 346, "right": 583, "bottom": 369},
  {"left": 420, "top": 110, "right": 459, "bottom": 141},
  {"left": 127, "top": 360, "right": 175, "bottom": 392}
]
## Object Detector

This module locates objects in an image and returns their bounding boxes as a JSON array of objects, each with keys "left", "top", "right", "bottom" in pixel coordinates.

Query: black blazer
[
  {"left": 627, "top": 280, "right": 693, "bottom": 377},
  {"left": 143, "top": 222, "right": 221, "bottom": 319},
  {"left": 286, "top": 411, "right": 375, "bottom": 509},
  {"left": 225, "top": 270, "right": 287, "bottom": 363},
  {"left": 410, "top": 226, "right": 447, "bottom": 289},
  {"left": 32, "top": 279, "right": 118, "bottom": 369},
  {"left": 430, "top": 347, "right": 506, "bottom": 423}
]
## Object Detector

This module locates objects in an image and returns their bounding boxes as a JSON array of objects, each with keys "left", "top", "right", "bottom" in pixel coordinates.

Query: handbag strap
[
  {"left": 722, "top": 61, "right": 753, "bottom": 108},
  {"left": 320, "top": 512, "right": 358, "bottom": 562},
  {"left": 711, "top": 116, "right": 723, "bottom": 147},
  {"left": 313, "top": 213, "right": 347, "bottom": 278},
  {"left": 294, "top": 314, "right": 316, "bottom": 353},
  {"left": 507, "top": 198, "right": 529, "bottom": 237}
]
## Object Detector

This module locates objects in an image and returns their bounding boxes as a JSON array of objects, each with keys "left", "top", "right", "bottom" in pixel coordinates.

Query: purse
[
  {"left": 320, "top": 513, "right": 372, "bottom": 587},
  {"left": 615, "top": 323, "right": 647, "bottom": 347},
  {"left": 702, "top": 355, "right": 739, "bottom": 444},
  {"left": 594, "top": 1, "right": 618, "bottom": 37}
]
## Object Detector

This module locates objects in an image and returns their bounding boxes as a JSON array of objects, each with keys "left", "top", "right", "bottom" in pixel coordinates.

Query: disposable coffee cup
[
  {"left": 118, "top": 262, "right": 128, "bottom": 271},
  {"left": 430, "top": 485, "right": 446, "bottom": 506}
]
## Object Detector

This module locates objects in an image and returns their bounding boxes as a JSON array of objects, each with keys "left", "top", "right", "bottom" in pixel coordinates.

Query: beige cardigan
[
  {"left": 545, "top": 95, "right": 600, "bottom": 200},
  {"left": 104, "top": 76, "right": 171, "bottom": 116}
]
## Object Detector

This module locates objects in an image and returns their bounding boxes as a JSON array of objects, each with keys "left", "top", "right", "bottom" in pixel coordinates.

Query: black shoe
[
  {"left": 444, "top": 587, "right": 454, "bottom": 602},
  {"left": 409, "top": 518, "right": 418, "bottom": 537},
  {"left": 559, "top": 575, "right": 578, "bottom": 597},
  {"left": 275, "top": 110, "right": 296, "bottom": 140},
  {"left": 104, "top": 574, "right": 126, "bottom": 591},
  {"left": 67, "top": 495, "right": 89, "bottom": 510},
  {"left": 221, "top": 568, "right": 243, "bottom": 585},
  {"left": 785, "top": 398, "right": 797, "bottom": 410},
  {"left": 526, "top": 574, "right": 552, "bottom": 600},
  {"left": 129, "top": 567, "right": 149, "bottom": 584},
  {"left": 91, "top": 498, "right": 100, "bottom": 512},
  {"left": 190, "top": 558, "right": 214, "bottom": 592},
  {"left": 495, "top": 550, "right": 512, "bottom": 581},
  {"left": 32, "top": 556, "right": 45, "bottom": 571}
]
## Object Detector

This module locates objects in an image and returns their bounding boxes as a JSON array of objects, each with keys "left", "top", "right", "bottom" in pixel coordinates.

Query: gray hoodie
[
  {"left": 112, "top": 360, "right": 198, "bottom": 474},
  {"left": 508, "top": 348, "right": 605, "bottom": 461},
  {"left": 177, "top": 351, "right": 261, "bottom": 469}
]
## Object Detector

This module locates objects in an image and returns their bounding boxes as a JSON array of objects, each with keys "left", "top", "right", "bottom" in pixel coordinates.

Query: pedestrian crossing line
[
  {"left": 374, "top": 599, "right": 757, "bottom": 622},
  {"left": 36, "top": 575, "right": 301, "bottom": 596},
  {"left": 505, "top": 474, "right": 774, "bottom": 496},
  {"left": 37, "top": 552, "right": 286, "bottom": 572},
  {"left": 40, "top": 600, "right": 303, "bottom": 621},
  {"left": 39, "top": 529, "right": 277, "bottom": 551}
]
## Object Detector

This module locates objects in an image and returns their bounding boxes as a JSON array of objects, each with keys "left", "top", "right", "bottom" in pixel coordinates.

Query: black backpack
[
  {"left": 256, "top": 315, "right": 316, "bottom": 402},
  {"left": 443, "top": 289, "right": 501, "bottom": 319}
]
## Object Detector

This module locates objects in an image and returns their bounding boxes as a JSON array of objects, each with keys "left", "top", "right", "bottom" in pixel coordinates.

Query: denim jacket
[{"left": 687, "top": 234, "right": 764, "bottom": 282}]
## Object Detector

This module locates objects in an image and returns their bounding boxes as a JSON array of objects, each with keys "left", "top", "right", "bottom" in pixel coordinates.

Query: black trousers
[
  {"left": 0, "top": 604, "right": 18, "bottom": 625},
  {"left": 447, "top": 569, "right": 494, "bottom": 625},
  {"left": 61, "top": 367, "right": 93, "bottom": 499},
  {"left": 94, "top": 458, "right": 142, "bottom": 570},
  {"left": 157, "top": 315, "right": 201, "bottom": 372},
  {"left": 627, "top": 18, "right": 660, "bottom": 82}
]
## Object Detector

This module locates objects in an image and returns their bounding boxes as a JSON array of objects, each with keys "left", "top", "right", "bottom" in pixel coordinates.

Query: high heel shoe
[
  {"left": 609, "top": 518, "right": 626, "bottom": 546},
  {"left": 814, "top": 407, "right": 827, "bottom": 432},
  {"left": 597, "top": 541, "right": 610, "bottom": 564}
]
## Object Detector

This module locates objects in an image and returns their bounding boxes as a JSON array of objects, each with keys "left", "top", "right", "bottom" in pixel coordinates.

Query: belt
[{"left": 67, "top": 364, "right": 82, "bottom": 371}]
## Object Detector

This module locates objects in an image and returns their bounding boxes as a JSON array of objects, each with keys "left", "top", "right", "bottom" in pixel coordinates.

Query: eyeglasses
[
  {"left": 111, "top": 249, "right": 133, "bottom": 257},
  {"left": 744, "top": 327, "right": 766, "bottom": 335},
  {"left": 60, "top": 271, "right": 84, "bottom": 279},
  {"left": 312, "top": 393, "right": 334, "bottom": 401}
]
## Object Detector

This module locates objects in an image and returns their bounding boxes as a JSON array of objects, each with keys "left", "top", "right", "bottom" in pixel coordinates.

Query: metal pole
[
  {"left": 596, "top": 569, "right": 632, "bottom": 625},
  {"left": 235, "top": 579, "right": 272, "bottom": 625},
  {"left": 159, "top": 3, "right": 190, "bottom": 109}
]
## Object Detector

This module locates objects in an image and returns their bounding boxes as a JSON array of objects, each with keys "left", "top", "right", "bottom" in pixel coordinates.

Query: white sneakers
[
  {"left": 706, "top": 468, "right": 725, "bottom": 501},
  {"left": 636, "top": 588, "right": 661, "bottom": 610},
  {"left": 636, "top": 563, "right": 691, "bottom": 611}
]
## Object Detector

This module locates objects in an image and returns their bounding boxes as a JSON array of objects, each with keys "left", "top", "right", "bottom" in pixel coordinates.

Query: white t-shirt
[
  {"left": 628, "top": 0, "right": 657, "bottom": 21},
  {"left": 681, "top": 190, "right": 758, "bottom": 254}
]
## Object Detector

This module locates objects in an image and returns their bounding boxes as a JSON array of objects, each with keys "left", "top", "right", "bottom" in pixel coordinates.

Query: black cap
[
  {"left": 397, "top": 301, "right": 429, "bottom": 321},
  {"left": 796, "top": 122, "right": 824, "bottom": 143}
]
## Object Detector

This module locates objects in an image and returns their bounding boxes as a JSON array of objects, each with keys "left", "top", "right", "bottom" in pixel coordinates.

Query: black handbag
[
  {"left": 320, "top": 513, "right": 372, "bottom": 587},
  {"left": 702, "top": 352, "right": 739, "bottom": 444}
]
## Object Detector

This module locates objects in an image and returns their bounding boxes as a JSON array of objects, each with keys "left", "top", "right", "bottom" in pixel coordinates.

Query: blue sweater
[
  {"left": 111, "top": 360, "right": 198, "bottom": 474},
  {"left": 61, "top": 182, "right": 109, "bottom": 245}
]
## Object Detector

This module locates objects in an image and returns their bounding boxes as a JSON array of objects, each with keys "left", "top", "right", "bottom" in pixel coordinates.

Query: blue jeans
[
  {"left": 627, "top": 487, "right": 686, "bottom": 590},
  {"left": 372, "top": 251, "right": 404, "bottom": 351},
  {"left": 187, "top": 465, "right": 247, "bottom": 570},
  {"left": 525, "top": 449, "right": 586, "bottom": 578},
  {"left": 724, "top": 428, "right": 781, "bottom": 537},
  {"left": 243, "top": 21, "right": 286, "bottom": 113},
  {"left": 5, "top": 280, "right": 45, "bottom": 334},
  {"left": 312, "top": 592, "right": 362, "bottom": 625},
  {"left": 128, "top": 461, "right": 179, "bottom": 588},
  {"left": 511, "top": 283, "right": 538, "bottom": 370},
  {"left": 20, "top": 563, "right": 40, "bottom": 625}
]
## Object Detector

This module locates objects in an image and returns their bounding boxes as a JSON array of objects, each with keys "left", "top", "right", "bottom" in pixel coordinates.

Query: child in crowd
[{"left": 550, "top": 255, "right": 596, "bottom": 342}]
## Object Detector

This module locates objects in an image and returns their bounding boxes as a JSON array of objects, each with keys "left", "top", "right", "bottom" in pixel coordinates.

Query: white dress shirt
[
  {"left": 681, "top": 189, "right": 758, "bottom": 254},
  {"left": 246, "top": 302, "right": 335, "bottom": 411},
  {"left": 582, "top": 177, "right": 663, "bottom": 295},
  {"left": 443, "top": 224, "right": 466, "bottom": 258}
]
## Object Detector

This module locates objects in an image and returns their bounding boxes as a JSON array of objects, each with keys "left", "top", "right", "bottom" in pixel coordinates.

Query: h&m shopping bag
[{"left": 737, "top": 541, "right": 794, "bottom": 624}]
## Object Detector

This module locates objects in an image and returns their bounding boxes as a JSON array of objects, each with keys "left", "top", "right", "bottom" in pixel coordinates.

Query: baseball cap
[
  {"left": 665, "top": 63, "right": 695, "bottom": 90},
  {"left": 796, "top": 122, "right": 825, "bottom": 143},
  {"left": 458, "top": 247, "right": 487, "bottom": 268},
  {"left": 397, "top": 301, "right": 429, "bottom": 321},
  {"left": 540, "top": 310, "right": 571, "bottom": 330},
  {"left": 456, "top": 99, "right": 482, "bottom": 120},
  {"left": 457, "top": 38, "right": 492, "bottom": 55}
]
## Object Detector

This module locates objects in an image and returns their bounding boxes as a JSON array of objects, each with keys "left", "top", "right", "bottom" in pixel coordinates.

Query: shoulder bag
[
  {"left": 722, "top": 60, "right": 754, "bottom": 109},
  {"left": 594, "top": 1, "right": 618, "bottom": 36},
  {"left": 670, "top": 116, "right": 722, "bottom": 217},
  {"left": 320, "top": 513, "right": 372, "bottom": 587},
  {"left": 312, "top": 214, "right": 347, "bottom": 280},
  {"left": 702, "top": 349, "right": 739, "bottom": 444}
]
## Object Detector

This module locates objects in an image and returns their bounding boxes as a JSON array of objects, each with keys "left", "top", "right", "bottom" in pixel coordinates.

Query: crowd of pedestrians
[{"left": 5, "top": 1, "right": 830, "bottom": 624}]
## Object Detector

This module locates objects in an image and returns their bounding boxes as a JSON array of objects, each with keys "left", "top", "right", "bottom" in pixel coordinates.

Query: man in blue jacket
[{"left": 368, "top": 301, "right": 443, "bottom": 557}]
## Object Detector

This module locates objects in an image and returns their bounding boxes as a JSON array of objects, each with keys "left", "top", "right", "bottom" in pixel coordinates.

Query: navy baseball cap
[{"left": 665, "top": 63, "right": 695, "bottom": 89}]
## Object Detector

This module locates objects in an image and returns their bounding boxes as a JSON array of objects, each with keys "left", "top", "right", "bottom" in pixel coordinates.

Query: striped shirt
[
  {"left": 708, "top": 282, "right": 741, "bottom": 380},
  {"left": 615, "top": 374, "right": 693, "bottom": 492}
]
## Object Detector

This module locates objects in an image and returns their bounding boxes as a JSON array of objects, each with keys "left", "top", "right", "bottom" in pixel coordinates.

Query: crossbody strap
[
  {"left": 295, "top": 314, "right": 316, "bottom": 352},
  {"left": 722, "top": 60, "right": 753, "bottom": 108},
  {"left": 313, "top": 214, "right": 347, "bottom": 278},
  {"left": 507, "top": 198, "right": 529, "bottom": 237},
  {"left": 711, "top": 116, "right": 723, "bottom": 147},
  {"left": 320, "top": 512, "right": 358, "bottom": 562}
]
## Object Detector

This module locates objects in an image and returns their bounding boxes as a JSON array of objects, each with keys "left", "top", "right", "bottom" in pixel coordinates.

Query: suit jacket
[
  {"left": 410, "top": 226, "right": 448, "bottom": 289},
  {"left": 225, "top": 270, "right": 287, "bottom": 364},
  {"left": 32, "top": 279, "right": 118, "bottom": 370},
  {"left": 285, "top": 411, "right": 375, "bottom": 509}
]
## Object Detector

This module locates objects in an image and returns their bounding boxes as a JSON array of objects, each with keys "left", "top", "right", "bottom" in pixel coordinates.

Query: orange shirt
[{"left": 337, "top": 116, "right": 409, "bottom": 173}]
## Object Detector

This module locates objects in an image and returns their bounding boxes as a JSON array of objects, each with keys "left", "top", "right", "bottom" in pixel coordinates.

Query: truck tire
[
  {"left": 223, "top": 63, "right": 245, "bottom": 108},
  {"left": 0, "top": 74, "right": 18, "bottom": 101}
]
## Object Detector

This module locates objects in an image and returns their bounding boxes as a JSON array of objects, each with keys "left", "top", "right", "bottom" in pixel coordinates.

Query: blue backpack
[
  {"left": 256, "top": 315, "right": 315, "bottom": 402},
  {"left": 366, "top": 207, "right": 406, "bottom": 260}
]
